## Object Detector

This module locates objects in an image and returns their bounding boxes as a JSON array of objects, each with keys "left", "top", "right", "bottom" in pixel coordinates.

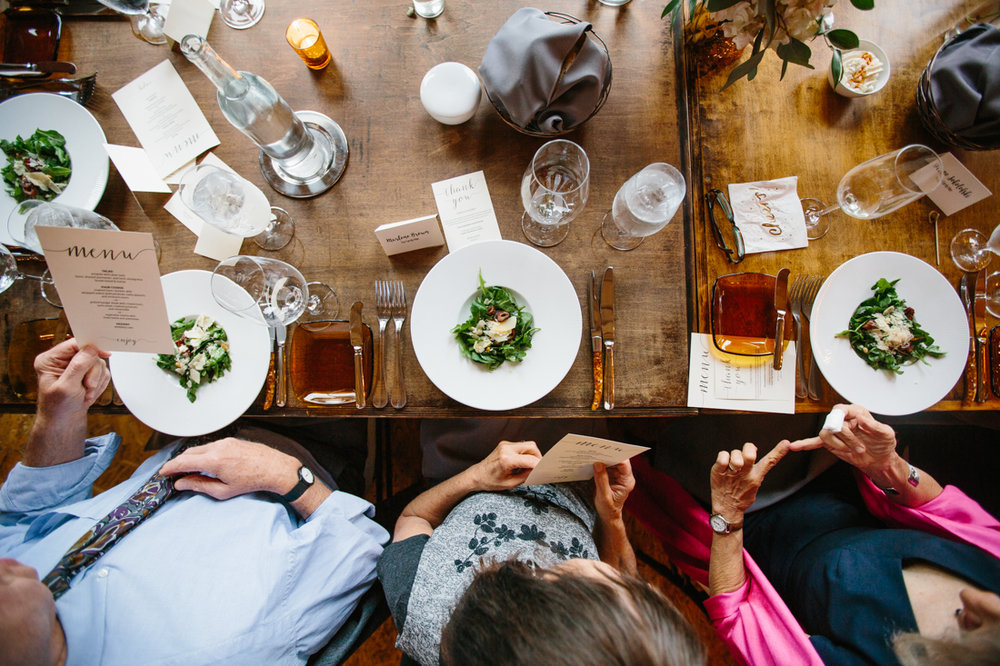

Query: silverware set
[
  {"left": 588, "top": 267, "right": 615, "bottom": 410},
  {"left": 959, "top": 271, "right": 993, "bottom": 403},
  {"left": 373, "top": 279, "right": 407, "bottom": 409},
  {"left": 0, "top": 72, "right": 97, "bottom": 105},
  {"left": 789, "top": 274, "right": 824, "bottom": 400}
]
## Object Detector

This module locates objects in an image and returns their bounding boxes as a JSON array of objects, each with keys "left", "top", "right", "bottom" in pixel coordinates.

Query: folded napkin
[
  {"left": 479, "top": 8, "right": 610, "bottom": 134},
  {"left": 929, "top": 23, "right": 1000, "bottom": 142}
]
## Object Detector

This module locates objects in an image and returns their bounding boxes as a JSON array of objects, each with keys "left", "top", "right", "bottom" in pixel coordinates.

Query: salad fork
[
  {"left": 389, "top": 281, "right": 407, "bottom": 409},
  {"left": 372, "top": 280, "right": 391, "bottom": 408},
  {"left": 788, "top": 276, "right": 807, "bottom": 399},
  {"left": 799, "top": 275, "right": 825, "bottom": 401},
  {"left": 0, "top": 72, "right": 97, "bottom": 105}
]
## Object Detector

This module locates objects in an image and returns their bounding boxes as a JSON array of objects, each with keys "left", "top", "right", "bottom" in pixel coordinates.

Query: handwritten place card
[
  {"left": 728, "top": 177, "right": 808, "bottom": 253},
  {"left": 524, "top": 434, "right": 650, "bottom": 486},
  {"left": 687, "top": 332, "right": 795, "bottom": 414},
  {"left": 113, "top": 60, "right": 220, "bottom": 178},
  {"left": 374, "top": 214, "right": 446, "bottom": 256},
  {"left": 104, "top": 144, "right": 172, "bottom": 193},
  {"left": 35, "top": 227, "right": 172, "bottom": 354},
  {"left": 432, "top": 171, "right": 502, "bottom": 252},
  {"left": 914, "top": 152, "right": 992, "bottom": 216},
  {"left": 162, "top": 0, "right": 216, "bottom": 43}
]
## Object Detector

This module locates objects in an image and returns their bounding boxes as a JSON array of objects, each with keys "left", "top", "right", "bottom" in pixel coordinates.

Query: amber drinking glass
[
  {"left": 289, "top": 320, "right": 372, "bottom": 406},
  {"left": 285, "top": 18, "right": 331, "bottom": 70},
  {"left": 711, "top": 272, "right": 793, "bottom": 357}
]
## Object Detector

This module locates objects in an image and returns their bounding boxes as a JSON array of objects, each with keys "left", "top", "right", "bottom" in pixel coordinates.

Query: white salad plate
[
  {"left": 0, "top": 93, "right": 109, "bottom": 246},
  {"left": 810, "top": 251, "right": 968, "bottom": 415},
  {"left": 410, "top": 240, "right": 582, "bottom": 411},
  {"left": 110, "top": 270, "right": 270, "bottom": 437}
]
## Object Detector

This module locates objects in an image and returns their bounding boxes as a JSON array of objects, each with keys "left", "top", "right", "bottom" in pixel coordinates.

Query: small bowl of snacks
[{"left": 828, "top": 40, "right": 890, "bottom": 98}]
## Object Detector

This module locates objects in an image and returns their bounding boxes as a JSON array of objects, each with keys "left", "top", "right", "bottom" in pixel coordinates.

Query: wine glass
[
  {"left": 520, "top": 139, "right": 590, "bottom": 247},
  {"left": 95, "top": 0, "right": 167, "bottom": 45},
  {"left": 210, "top": 256, "right": 336, "bottom": 327},
  {"left": 950, "top": 224, "right": 1000, "bottom": 316},
  {"left": 601, "top": 163, "right": 685, "bottom": 250},
  {"left": 218, "top": 0, "right": 265, "bottom": 29},
  {"left": 800, "top": 144, "right": 943, "bottom": 240},
  {"left": 0, "top": 244, "right": 61, "bottom": 307},
  {"left": 178, "top": 164, "right": 293, "bottom": 250}
]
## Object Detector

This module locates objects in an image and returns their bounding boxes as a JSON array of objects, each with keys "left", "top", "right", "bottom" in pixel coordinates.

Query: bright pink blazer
[{"left": 626, "top": 456, "right": 1000, "bottom": 666}]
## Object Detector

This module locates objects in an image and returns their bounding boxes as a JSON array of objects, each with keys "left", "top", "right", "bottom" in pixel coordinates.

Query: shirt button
[{"left": 97, "top": 568, "right": 109, "bottom": 578}]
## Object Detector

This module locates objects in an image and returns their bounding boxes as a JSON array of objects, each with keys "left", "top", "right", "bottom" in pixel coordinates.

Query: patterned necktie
[{"left": 42, "top": 447, "right": 188, "bottom": 600}]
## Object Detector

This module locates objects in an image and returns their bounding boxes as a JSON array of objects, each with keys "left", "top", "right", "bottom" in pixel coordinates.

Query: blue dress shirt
[{"left": 0, "top": 434, "right": 388, "bottom": 666}]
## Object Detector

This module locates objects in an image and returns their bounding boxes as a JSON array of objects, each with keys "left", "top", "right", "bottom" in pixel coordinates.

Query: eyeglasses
[
  {"left": 705, "top": 189, "right": 745, "bottom": 264},
  {"left": 711, "top": 272, "right": 793, "bottom": 358}
]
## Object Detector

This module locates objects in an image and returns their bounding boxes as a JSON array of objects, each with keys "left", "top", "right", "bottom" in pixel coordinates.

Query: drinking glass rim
[{"left": 529, "top": 139, "right": 591, "bottom": 193}]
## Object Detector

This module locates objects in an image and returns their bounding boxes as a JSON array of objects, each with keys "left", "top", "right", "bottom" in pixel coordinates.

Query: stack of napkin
[{"left": 927, "top": 23, "right": 1000, "bottom": 147}]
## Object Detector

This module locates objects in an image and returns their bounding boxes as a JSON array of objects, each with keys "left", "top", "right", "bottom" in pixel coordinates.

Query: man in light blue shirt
[{"left": 0, "top": 339, "right": 388, "bottom": 665}]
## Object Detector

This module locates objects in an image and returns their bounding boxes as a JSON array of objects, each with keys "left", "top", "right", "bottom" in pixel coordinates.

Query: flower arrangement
[{"left": 664, "top": 0, "right": 876, "bottom": 88}]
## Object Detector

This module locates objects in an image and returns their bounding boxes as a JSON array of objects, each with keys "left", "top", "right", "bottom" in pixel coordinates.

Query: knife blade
[
  {"left": 600, "top": 266, "right": 615, "bottom": 410},
  {"left": 589, "top": 270, "right": 603, "bottom": 410},
  {"left": 274, "top": 323, "right": 288, "bottom": 408},
  {"left": 772, "top": 268, "right": 790, "bottom": 371},
  {"left": 350, "top": 301, "right": 367, "bottom": 409},
  {"left": 974, "top": 269, "right": 989, "bottom": 403},
  {"left": 263, "top": 324, "right": 276, "bottom": 410},
  {"left": 0, "top": 61, "right": 77, "bottom": 77},
  {"left": 959, "top": 274, "right": 976, "bottom": 406}
]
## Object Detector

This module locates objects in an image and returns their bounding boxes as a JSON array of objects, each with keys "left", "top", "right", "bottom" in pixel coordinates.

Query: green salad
[
  {"left": 1, "top": 129, "right": 72, "bottom": 202},
  {"left": 837, "top": 278, "right": 944, "bottom": 374},
  {"left": 452, "top": 272, "right": 539, "bottom": 371},
  {"left": 156, "top": 315, "right": 232, "bottom": 402}
]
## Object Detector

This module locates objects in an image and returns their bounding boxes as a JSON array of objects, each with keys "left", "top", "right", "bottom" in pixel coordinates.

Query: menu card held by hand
[
  {"left": 524, "top": 433, "right": 649, "bottom": 486},
  {"left": 35, "top": 227, "right": 173, "bottom": 354}
]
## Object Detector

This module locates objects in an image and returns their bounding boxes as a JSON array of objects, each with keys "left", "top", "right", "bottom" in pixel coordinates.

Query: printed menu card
[
  {"left": 35, "top": 227, "right": 173, "bottom": 354},
  {"left": 524, "top": 434, "right": 649, "bottom": 486},
  {"left": 432, "top": 171, "right": 502, "bottom": 252},
  {"left": 687, "top": 332, "right": 795, "bottom": 414}
]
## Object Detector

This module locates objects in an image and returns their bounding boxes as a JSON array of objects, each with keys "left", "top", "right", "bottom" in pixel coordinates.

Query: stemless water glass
[
  {"left": 800, "top": 144, "right": 943, "bottom": 240},
  {"left": 601, "top": 162, "right": 685, "bottom": 250},
  {"left": 521, "top": 139, "right": 590, "bottom": 247},
  {"left": 412, "top": 0, "right": 444, "bottom": 19},
  {"left": 95, "top": 0, "right": 166, "bottom": 44}
]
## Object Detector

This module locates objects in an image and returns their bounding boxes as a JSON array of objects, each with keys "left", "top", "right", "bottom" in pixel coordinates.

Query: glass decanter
[{"left": 179, "top": 35, "right": 348, "bottom": 198}]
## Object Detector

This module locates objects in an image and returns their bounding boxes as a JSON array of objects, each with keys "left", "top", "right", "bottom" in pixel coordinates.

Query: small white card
[
  {"left": 104, "top": 144, "right": 172, "bottom": 193},
  {"left": 914, "top": 152, "right": 992, "bottom": 216},
  {"left": 524, "top": 434, "right": 650, "bottom": 486},
  {"left": 35, "top": 227, "right": 173, "bottom": 353},
  {"left": 374, "top": 214, "right": 446, "bottom": 256},
  {"left": 112, "top": 60, "right": 220, "bottom": 178},
  {"left": 162, "top": 0, "right": 216, "bottom": 43},
  {"left": 687, "top": 332, "right": 796, "bottom": 414},
  {"left": 728, "top": 176, "right": 808, "bottom": 253},
  {"left": 432, "top": 171, "right": 502, "bottom": 252}
]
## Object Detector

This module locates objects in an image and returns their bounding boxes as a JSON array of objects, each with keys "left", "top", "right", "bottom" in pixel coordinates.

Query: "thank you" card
[{"left": 432, "top": 171, "right": 502, "bottom": 252}]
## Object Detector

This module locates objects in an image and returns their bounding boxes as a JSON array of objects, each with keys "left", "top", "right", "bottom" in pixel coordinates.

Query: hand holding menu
[
  {"left": 35, "top": 227, "right": 173, "bottom": 354},
  {"left": 524, "top": 434, "right": 649, "bottom": 486}
]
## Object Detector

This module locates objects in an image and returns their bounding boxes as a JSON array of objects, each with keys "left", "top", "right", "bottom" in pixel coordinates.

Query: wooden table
[
  {"left": 0, "top": 0, "right": 693, "bottom": 417},
  {"left": 687, "top": 0, "right": 1000, "bottom": 413}
]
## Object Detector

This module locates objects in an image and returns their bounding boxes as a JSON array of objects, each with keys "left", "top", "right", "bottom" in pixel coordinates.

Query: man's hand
[
  {"left": 35, "top": 339, "right": 110, "bottom": 419},
  {"left": 787, "top": 403, "right": 897, "bottom": 477},
  {"left": 468, "top": 440, "right": 542, "bottom": 491},
  {"left": 710, "top": 441, "right": 789, "bottom": 521},
  {"left": 159, "top": 438, "right": 303, "bottom": 500},
  {"left": 593, "top": 460, "right": 635, "bottom": 523}
]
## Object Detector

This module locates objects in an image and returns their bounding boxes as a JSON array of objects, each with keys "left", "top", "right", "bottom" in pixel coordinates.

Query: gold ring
[{"left": 727, "top": 463, "right": 738, "bottom": 472}]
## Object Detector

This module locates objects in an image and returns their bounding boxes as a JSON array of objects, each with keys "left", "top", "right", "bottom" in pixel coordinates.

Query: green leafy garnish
[
  {"left": 451, "top": 271, "right": 539, "bottom": 371},
  {"left": 836, "top": 278, "right": 944, "bottom": 374},
  {"left": 1, "top": 129, "right": 72, "bottom": 203},
  {"left": 155, "top": 315, "right": 232, "bottom": 402}
]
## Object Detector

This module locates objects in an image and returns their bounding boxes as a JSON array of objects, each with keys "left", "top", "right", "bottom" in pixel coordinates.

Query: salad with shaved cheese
[
  {"left": 1, "top": 129, "right": 72, "bottom": 202},
  {"left": 452, "top": 272, "right": 539, "bottom": 371},
  {"left": 155, "top": 315, "right": 232, "bottom": 402}
]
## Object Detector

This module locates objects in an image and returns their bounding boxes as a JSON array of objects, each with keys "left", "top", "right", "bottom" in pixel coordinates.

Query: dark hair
[{"left": 440, "top": 560, "right": 705, "bottom": 666}]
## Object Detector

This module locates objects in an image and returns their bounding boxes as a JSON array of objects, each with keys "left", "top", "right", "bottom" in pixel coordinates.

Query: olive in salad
[
  {"left": 837, "top": 278, "right": 944, "bottom": 374},
  {"left": 1, "top": 129, "right": 72, "bottom": 202},
  {"left": 452, "top": 272, "right": 539, "bottom": 371},
  {"left": 155, "top": 315, "right": 232, "bottom": 402}
]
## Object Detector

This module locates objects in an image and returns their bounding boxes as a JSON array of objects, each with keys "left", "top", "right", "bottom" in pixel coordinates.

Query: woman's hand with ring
[{"left": 710, "top": 441, "right": 789, "bottom": 521}]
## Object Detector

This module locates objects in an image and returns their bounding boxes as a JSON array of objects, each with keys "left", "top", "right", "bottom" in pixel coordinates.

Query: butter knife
[
  {"left": 350, "top": 301, "right": 367, "bottom": 409},
  {"left": 274, "top": 322, "right": 288, "bottom": 408},
  {"left": 772, "top": 268, "right": 790, "bottom": 371},
  {"left": 974, "top": 269, "right": 989, "bottom": 403},
  {"left": 589, "top": 270, "right": 603, "bottom": 410},
  {"left": 263, "top": 324, "right": 276, "bottom": 410},
  {"left": 600, "top": 267, "right": 615, "bottom": 410},
  {"left": 959, "top": 274, "right": 976, "bottom": 406},
  {"left": 0, "top": 61, "right": 77, "bottom": 77}
]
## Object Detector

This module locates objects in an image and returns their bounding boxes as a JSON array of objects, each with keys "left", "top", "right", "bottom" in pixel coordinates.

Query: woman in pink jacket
[{"left": 628, "top": 404, "right": 1000, "bottom": 665}]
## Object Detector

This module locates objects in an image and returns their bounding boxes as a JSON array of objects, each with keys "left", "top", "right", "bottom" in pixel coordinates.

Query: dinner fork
[
  {"left": 372, "top": 280, "right": 391, "bottom": 409},
  {"left": 788, "top": 276, "right": 808, "bottom": 399},
  {"left": 0, "top": 72, "right": 97, "bottom": 106},
  {"left": 389, "top": 281, "right": 407, "bottom": 409},
  {"left": 799, "top": 275, "right": 825, "bottom": 401}
]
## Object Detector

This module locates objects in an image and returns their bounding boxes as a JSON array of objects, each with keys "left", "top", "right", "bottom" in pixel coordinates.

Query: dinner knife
[
  {"left": 600, "top": 266, "right": 615, "bottom": 411},
  {"left": 974, "top": 269, "right": 989, "bottom": 403},
  {"left": 274, "top": 322, "right": 288, "bottom": 408},
  {"left": 959, "top": 274, "right": 976, "bottom": 406},
  {"left": 263, "top": 324, "right": 276, "bottom": 410},
  {"left": 772, "top": 268, "right": 790, "bottom": 371},
  {"left": 350, "top": 301, "right": 367, "bottom": 409},
  {"left": 0, "top": 61, "right": 77, "bottom": 77},
  {"left": 589, "top": 270, "right": 603, "bottom": 410}
]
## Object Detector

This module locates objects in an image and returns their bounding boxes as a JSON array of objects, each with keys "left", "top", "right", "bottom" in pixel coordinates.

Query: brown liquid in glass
[{"left": 289, "top": 321, "right": 372, "bottom": 405}]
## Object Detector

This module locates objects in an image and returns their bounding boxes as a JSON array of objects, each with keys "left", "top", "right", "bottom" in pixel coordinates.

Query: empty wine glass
[
  {"left": 300, "top": 281, "right": 340, "bottom": 323},
  {"left": 0, "top": 244, "right": 61, "bottom": 307},
  {"left": 950, "top": 228, "right": 994, "bottom": 272},
  {"left": 95, "top": 0, "right": 167, "bottom": 45},
  {"left": 520, "top": 139, "right": 590, "bottom": 247},
  {"left": 178, "top": 164, "right": 293, "bottom": 250},
  {"left": 800, "top": 144, "right": 943, "bottom": 240},
  {"left": 601, "top": 162, "right": 685, "bottom": 250},
  {"left": 211, "top": 256, "right": 337, "bottom": 327},
  {"left": 218, "top": 0, "right": 265, "bottom": 29}
]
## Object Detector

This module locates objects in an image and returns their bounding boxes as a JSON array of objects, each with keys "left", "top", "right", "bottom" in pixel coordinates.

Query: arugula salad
[
  {"left": 1, "top": 129, "right": 72, "bottom": 202},
  {"left": 837, "top": 278, "right": 944, "bottom": 374},
  {"left": 452, "top": 272, "right": 539, "bottom": 370},
  {"left": 155, "top": 315, "right": 232, "bottom": 402}
]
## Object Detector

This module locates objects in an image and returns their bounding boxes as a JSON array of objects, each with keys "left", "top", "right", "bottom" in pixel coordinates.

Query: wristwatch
[
  {"left": 709, "top": 512, "right": 744, "bottom": 535},
  {"left": 873, "top": 463, "right": 920, "bottom": 496},
  {"left": 282, "top": 465, "right": 315, "bottom": 503}
]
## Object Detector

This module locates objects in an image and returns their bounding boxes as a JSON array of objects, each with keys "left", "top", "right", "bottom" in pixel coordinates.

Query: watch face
[
  {"left": 709, "top": 514, "right": 729, "bottom": 534},
  {"left": 301, "top": 467, "right": 315, "bottom": 484}
]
